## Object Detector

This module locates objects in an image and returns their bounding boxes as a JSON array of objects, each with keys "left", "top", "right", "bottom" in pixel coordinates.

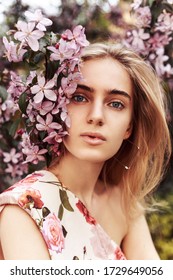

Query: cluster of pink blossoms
[
  {"left": 2, "top": 9, "right": 89, "bottom": 169},
  {"left": 124, "top": 0, "right": 173, "bottom": 78}
]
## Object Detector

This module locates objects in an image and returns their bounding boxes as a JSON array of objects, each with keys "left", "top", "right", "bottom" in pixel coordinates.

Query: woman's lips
[{"left": 80, "top": 132, "right": 106, "bottom": 145}]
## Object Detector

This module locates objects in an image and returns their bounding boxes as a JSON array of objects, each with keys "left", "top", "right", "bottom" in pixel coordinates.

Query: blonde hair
[{"left": 81, "top": 43, "right": 172, "bottom": 213}]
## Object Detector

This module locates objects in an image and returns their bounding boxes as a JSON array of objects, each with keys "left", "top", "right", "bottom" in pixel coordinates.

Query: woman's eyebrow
[
  {"left": 77, "top": 84, "right": 94, "bottom": 92},
  {"left": 110, "top": 89, "right": 131, "bottom": 100},
  {"left": 77, "top": 84, "right": 131, "bottom": 100}
]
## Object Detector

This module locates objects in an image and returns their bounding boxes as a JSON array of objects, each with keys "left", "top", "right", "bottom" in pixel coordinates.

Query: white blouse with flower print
[{"left": 0, "top": 170, "right": 126, "bottom": 260}]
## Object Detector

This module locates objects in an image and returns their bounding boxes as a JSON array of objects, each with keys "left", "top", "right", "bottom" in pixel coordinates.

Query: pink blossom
[
  {"left": 25, "top": 9, "right": 52, "bottom": 31},
  {"left": 33, "top": 101, "right": 55, "bottom": 115},
  {"left": 26, "top": 102, "right": 37, "bottom": 122},
  {"left": 154, "top": 51, "right": 173, "bottom": 77},
  {"left": 61, "top": 76, "right": 77, "bottom": 97},
  {"left": 36, "top": 113, "right": 62, "bottom": 132},
  {"left": 155, "top": 12, "right": 173, "bottom": 33},
  {"left": 31, "top": 75, "right": 57, "bottom": 103},
  {"left": 7, "top": 71, "right": 26, "bottom": 101},
  {"left": 41, "top": 213, "right": 64, "bottom": 254},
  {"left": 130, "top": 29, "right": 150, "bottom": 51},
  {"left": 43, "top": 131, "right": 66, "bottom": 144},
  {"left": 26, "top": 71, "right": 37, "bottom": 85},
  {"left": 14, "top": 20, "right": 44, "bottom": 51},
  {"left": 3, "top": 37, "right": 27, "bottom": 62},
  {"left": 134, "top": 6, "right": 151, "bottom": 28},
  {"left": 148, "top": 33, "right": 171, "bottom": 50},
  {"left": 5, "top": 163, "right": 27, "bottom": 178},
  {"left": 48, "top": 39, "right": 76, "bottom": 62},
  {"left": 60, "top": 111, "right": 71, "bottom": 128},
  {"left": 22, "top": 145, "right": 47, "bottom": 164},
  {"left": 62, "top": 25, "right": 89, "bottom": 47},
  {"left": 3, "top": 148, "right": 21, "bottom": 164},
  {"left": 52, "top": 95, "right": 68, "bottom": 115},
  {"left": 1, "top": 98, "right": 18, "bottom": 121}
]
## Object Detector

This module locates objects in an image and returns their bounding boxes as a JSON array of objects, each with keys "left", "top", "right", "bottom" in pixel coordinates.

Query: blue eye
[
  {"left": 109, "top": 101, "right": 124, "bottom": 109},
  {"left": 72, "top": 95, "right": 87, "bottom": 103}
]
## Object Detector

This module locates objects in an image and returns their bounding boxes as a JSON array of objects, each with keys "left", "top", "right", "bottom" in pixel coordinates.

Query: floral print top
[{"left": 0, "top": 170, "right": 126, "bottom": 260}]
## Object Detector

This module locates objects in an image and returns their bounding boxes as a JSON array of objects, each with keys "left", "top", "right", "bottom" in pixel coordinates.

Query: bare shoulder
[
  {"left": 0, "top": 205, "right": 50, "bottom": 260},
  {"left": 121, "top": 209, "right": 160, "bottom": 260}
]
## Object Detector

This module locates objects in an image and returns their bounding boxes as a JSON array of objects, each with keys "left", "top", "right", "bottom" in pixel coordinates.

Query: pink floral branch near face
[
  {"left": 31, "top": 75, "right": 57, "bottom": 104},
  {"left": 1, "top": 8, "right": 89, "bottom": 170}
]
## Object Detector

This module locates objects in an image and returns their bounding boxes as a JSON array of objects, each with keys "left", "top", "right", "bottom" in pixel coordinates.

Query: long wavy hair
[{"left": 81, "top": 43, "right": 172, "bottom": 214}]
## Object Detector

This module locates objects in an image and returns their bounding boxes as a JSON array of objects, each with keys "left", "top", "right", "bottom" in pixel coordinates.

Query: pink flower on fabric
[
  {"left": 18, "top": 188, "right": 44, "bottom": 209},
  {"left": 3, "top": 172, "right": 43, "bottom": 192},
  {"left": 3, "top": 37, "right": 27, "bottom": 62},
  {"left": 90, "top": 224, "right": 119, "bottom": 259},
  {"left": 31, "top": 75, "right": 57, "bottom": 103},
  {"left": 76, "top": 200, "right": 96, "bottom": 225},
  {"left": 114, "top": 247, "right": 126, "bottom": 260},
  {"left": 25, "top": 9, "right": 53, "bottom": 31},
  {"left": 41, "top": 213, "right": 64, "bottom": 254},
  {"left": 21, "top": 173, "right": 43, "bottom": 184},
  {"left": 14, "top": 20, "right": 44, "bottom": 51},
  {"left": 36, "top": 113, "right": 62, "bottom": 132}
]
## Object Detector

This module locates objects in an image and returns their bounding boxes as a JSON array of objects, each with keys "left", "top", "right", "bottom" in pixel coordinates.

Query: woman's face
[{"left": 63, "top": 57, "right": 133, "bottom": 164}]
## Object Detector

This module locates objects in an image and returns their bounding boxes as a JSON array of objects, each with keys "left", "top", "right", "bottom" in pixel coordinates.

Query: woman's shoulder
[
  {"left": 0, "top": 170, "right": 64, "bottom": 259},
  {"left": 0, "top": 169, "right": 61, "bottom": 215}
]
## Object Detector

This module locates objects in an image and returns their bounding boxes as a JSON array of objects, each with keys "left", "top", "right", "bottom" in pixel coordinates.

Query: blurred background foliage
[{"left": 0, "top": 0, "right": 172, "bottom": 259}]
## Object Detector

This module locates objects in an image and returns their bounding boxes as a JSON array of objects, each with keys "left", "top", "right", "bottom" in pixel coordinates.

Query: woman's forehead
[{"left": 80, "top": 57, "right": 133, "bottom": 97}]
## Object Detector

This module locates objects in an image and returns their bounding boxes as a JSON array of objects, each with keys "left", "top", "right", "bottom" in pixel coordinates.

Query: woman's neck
[{"left": 48, "top": 152, "right": 105, "bottom": 207}]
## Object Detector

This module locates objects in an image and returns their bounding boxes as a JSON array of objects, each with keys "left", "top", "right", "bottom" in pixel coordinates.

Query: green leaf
[
  {"left": 42, "top": 207, "right": 51, "bottom": 218},
  {"left": 59, "top": 189, "right": 74, "bottom": 212},
  {"left": 18, "top": 91, "right": 29, "bottom": 114},
  {"left": 33, "top": 52, "right": 45, "bottom": 64},
  {"left": 62, "top": 225, "right": 67, "bottom": 237},
  {"left": 8, "top": 118, "right": 21, "bottom": 137},
  {"left": 148, "top": 0, "right": 155, "bottom": 7},
  {"left": 58, "top": 203, "right": 64, "bottom": 220},
  {"left": 0, "top": 86, "right": 8, "bottom": 102}
]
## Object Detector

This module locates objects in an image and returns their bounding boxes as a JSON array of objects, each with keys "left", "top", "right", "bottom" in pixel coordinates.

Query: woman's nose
[{"left": 87, "top": 101, "right": 105, "bottom": 126}]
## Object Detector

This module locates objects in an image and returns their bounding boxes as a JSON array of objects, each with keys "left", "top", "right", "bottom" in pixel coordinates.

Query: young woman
[{"left": 0, "top": 43, "right": 171, "bottom": 260}]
